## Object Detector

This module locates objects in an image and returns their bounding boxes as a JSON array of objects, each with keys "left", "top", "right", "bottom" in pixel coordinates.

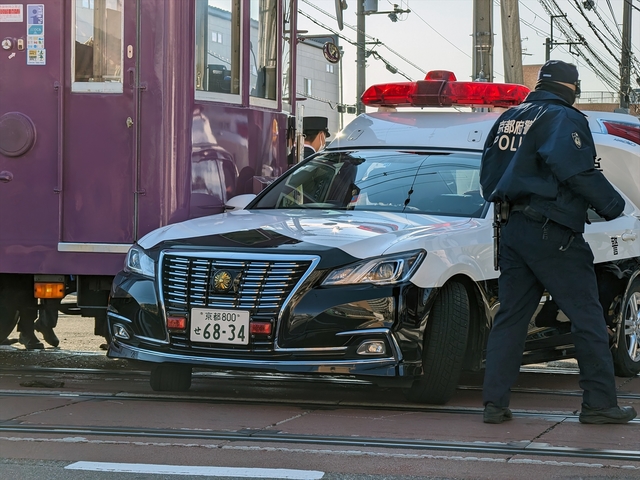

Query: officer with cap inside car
[
  {"left": 302, "top": 116, "right": 331, "bottom": 158},
  {"left": 479, "top": 60, "right": 636, "bottom": 425}
]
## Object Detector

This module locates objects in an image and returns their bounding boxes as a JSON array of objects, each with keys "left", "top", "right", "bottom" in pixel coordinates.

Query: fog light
[
  {"left": 356, "top": 340, "right": 386, "bottom": 355},
  {"left": 113, "top": 324, "right": 130, "bottom": 340},
  {"left": 167, "top": 316, "right": 187, "bottom": 330}
]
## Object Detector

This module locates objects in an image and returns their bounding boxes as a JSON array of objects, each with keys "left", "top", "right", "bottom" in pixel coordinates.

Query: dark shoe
[
  {"left": 0, "top": 337, "right": 19, "bottom": 345},
  {"left": 34, "top": 319, "right": 59, "bottom": 347},
  {"left": 18, "top": 332, "right": 45, "bottom": 350},
  {"left": 579, "top": 404, "right": 637, "bottom": 424},
  {"left": 483, "top": 403, "right": 513, "bottom": 424}
]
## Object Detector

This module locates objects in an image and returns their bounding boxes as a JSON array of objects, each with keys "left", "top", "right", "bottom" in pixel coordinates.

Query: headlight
[
  {"left": 322, "top": 250, "right": 425, "bottom": 286},
  {"left": 124, "top": 245, "right": 155, "bottom": 278}
]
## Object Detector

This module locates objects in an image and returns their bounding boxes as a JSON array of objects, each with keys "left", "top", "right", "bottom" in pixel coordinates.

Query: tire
[
  {"left": 612, "top": 278, "right": 640, "bottom": 377},
  {"left": 150, "top": 364, "right": 192, "bottom": 392},
  {"left": 0, "top": 285, "right": 21, "bottom": 342},
  {"left": 406, "top": 281, "right": 471, "bottom": 404}
]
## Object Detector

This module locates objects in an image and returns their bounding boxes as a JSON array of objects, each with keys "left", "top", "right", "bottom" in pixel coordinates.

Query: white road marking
[{"left": 65, "top": 461, "right": 324, "bottom": 479}]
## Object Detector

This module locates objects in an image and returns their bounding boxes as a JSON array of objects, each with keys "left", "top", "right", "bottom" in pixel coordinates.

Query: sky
[{"left": 296, "top": 0, "right": 640, "bottom": 114}]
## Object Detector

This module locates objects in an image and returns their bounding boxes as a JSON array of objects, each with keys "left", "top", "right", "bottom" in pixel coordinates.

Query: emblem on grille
[{"left": 211, "top": 270, "right": 234, "bottom": 293}]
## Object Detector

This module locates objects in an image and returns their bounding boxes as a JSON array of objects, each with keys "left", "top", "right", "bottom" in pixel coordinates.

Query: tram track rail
[
  {"left": 2, "top": 364, "right": 639, "bottom": 467},
  {"left": 1, "top": 364, "right": 639, "bottom": 401},
  {"left": 0, "top": 387, "right": 638, "bottom": 423},
  {"left": 1, "top": 422, "right": 640, "bottom": 464}
]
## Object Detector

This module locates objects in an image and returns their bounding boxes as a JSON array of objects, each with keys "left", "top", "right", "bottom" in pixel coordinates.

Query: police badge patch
[{"left": 572, "top": 132, "right": 582, "bottom": 148}]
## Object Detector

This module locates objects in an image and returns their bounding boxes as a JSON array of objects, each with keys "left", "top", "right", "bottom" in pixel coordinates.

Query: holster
[{"left": 492, "top": 201, "right": 509, "bottom": 271}]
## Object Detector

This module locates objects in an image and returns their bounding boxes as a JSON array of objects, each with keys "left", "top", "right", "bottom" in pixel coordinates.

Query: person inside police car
[
  {"left": 302, "top": 116, "right": 330, "bottom": 159},
  {"left": 479, "top": 60, "right": 636, "bottom": 425}
]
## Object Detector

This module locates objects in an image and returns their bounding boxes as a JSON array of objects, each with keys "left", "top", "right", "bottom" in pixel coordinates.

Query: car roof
[
  {"left": 327, "top": 111, "right": 500, "bottom": 152},
  {"left": 326, "top": 108, "right": 640, "bottom": 207}
]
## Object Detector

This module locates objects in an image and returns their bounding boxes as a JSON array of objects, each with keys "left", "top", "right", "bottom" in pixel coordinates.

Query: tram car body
[{"left": 0, "top": 0, "right": 298, "bottom": 337}]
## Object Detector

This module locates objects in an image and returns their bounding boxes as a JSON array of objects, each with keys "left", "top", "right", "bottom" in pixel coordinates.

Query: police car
[{"left": 107, "top": 72, "right": 640, "bottom": 404}]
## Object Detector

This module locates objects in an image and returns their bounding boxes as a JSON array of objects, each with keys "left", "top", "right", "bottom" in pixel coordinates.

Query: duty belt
[{"left": 510, "top": 204, "right": 546, "bottom": 223}]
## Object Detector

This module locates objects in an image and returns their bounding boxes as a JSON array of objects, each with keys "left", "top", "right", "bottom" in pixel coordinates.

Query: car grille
[{"left": 161, "top": 254, "right": 313, "bottom": 351}]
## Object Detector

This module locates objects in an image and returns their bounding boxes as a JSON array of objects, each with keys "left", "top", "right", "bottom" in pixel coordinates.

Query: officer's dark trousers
[
  {"left": 38, "top": 298, "right": 60, "bottom": 329},
  {"left": 483, "top": 211, "right": 618, "bottom": 409}
]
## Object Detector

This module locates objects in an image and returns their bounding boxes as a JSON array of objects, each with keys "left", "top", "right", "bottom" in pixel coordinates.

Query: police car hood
[{"left": 137, "top": 209, "right": 476, "bottom": 259}]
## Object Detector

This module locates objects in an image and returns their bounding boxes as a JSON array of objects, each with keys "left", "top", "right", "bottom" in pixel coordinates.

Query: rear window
[{"left": 252, "top": 150, "right": 486, "bottom": 218}]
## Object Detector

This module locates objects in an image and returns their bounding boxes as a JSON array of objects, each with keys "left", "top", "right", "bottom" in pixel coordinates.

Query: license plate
[{"left": 190, "top": 308, "right": 249, "bottom": 345}]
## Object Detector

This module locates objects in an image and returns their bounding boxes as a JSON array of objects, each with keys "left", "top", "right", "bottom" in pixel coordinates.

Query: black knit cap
[{"left": 537, "top": 60, "right": 579, "bottom": 85}]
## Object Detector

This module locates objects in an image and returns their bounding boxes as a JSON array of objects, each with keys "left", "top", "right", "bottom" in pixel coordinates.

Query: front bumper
[
  {"left": 107, "top": 329, "right": 403, "bottom": 377},
  {"left": 107, "top": 251, "right": 435, "bottom": 380}
]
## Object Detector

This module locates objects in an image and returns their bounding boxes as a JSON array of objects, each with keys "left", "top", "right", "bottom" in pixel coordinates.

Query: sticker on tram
[{"left": 190, "top": 308, "right": 249, "bottom": 345}]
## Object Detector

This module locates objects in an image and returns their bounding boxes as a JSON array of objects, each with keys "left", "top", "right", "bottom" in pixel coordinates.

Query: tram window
[
  {"left": 281, "top": 0, "right": 293, "bottom": 110},
  {"left": 249, "top": 0, "right": 278, "bottom": 102},
  {"left": 195, "top": 0, "right": 241, "bottom": 99},
  {"left": 72, "top": 0, "right": 123, "bottom": 93}
]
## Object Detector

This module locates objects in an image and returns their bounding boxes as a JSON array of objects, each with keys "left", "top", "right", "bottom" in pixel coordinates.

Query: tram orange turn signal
[
  {"left": 361, "top": 70, "right": 530, "bottom": 109},
  {"left": 167, "top": 316, "right": 187, "bottom": 330},
  {"left": 34, "top": 282, "right": 65, "bottom": 299}
]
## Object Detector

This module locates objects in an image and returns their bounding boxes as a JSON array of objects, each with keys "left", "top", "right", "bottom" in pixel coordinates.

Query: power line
[
  {"left": 299, "top": 0, "right": 426, "bottom": 75},
  {"left": 537, "top": 0, "right": 620, "bottom": 91},
  {"left": 297, "top": 9, "right": 414, "bottom": 81}
]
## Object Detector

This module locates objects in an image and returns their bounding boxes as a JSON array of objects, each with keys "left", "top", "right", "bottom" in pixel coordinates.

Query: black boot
[
  {"left": 18, "top": 330, "right": 45, "bottom": 350},
  {"left": 34, "top": 319, "right": 60, "bottom": 347}
]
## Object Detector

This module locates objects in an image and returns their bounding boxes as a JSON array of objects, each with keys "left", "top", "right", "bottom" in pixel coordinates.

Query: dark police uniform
[{"left": 479, "top": 62, "right": 627, "bottom": 418}]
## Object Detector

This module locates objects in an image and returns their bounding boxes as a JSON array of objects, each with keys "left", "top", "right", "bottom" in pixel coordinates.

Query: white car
[{"left": 107, "top": 73, "right": 640, "bottom": 404}]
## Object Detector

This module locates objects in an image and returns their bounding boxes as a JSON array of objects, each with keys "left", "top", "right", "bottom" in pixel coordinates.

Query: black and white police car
[{"left": 107, "top": 71, "right": 640, "bottom": 404}]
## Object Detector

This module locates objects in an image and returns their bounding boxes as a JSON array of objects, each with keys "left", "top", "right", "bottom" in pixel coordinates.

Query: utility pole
[
  {"left": 619, "top": 0, "right": 632, "bottom": 111},
  {"left": 356, "top": 0, "right": 366, "bottom": 114},
  {"left": 473, "top": 0, "right": 493, "bottom": 82},
  {"left": 500, "top": 0, "right": 523, "bottom": 84}
]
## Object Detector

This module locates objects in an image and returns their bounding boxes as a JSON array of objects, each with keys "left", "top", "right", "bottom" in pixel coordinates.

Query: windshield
[{"left": 252, "top": 150, "right": 487, "bottom": 218}]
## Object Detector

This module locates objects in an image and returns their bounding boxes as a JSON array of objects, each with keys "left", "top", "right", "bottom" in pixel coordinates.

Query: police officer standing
[
  {"left": 479, "top": 60, "right": 636, "bottom": 425},
  {"left": 302, "top": 116, "right": 330, "bottom": 158}
]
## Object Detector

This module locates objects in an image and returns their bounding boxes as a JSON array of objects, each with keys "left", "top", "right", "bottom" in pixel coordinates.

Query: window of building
[
  {"left": 326, "top": 64, "right": 334, "bottom": 74},
  {"left": 211, "top": 31, "right": 223, "bottom": 43},
  {"left": 303, "top": 78, "right": 312, "bottom": 96},
  {"left": 195, "top": 0, "right": 241, "bottom": 98},
  {"left": 249, "top": 0, "right": 278, "bottom": 102},
  {"left": 72, "top": 0, "right": 123, "bottom": 93}
]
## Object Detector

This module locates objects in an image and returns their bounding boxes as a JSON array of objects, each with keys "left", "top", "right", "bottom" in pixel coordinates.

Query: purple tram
[{"left": 0, "top": 0, "right": 298, "bottom": 339}]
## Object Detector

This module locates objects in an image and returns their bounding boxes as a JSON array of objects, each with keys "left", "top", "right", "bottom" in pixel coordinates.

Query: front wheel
[
  {"left": 612, "top": 278, "right": 640, "bottom": 377},
  {"left": 406, "top": 281, "right": 471, "bottom": 404},
  {"left": 150, "top": 364, "right": 192, "bottom": 392}
]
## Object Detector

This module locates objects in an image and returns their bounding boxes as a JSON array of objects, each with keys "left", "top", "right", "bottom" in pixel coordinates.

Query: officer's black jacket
[{"left": 480, "top": 90, "right": 625, "bottom": 232}]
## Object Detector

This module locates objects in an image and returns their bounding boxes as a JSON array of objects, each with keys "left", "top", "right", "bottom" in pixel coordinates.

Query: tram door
[
  {"left": 0, "top": 1, "right": 66, "bottom": 267},
  {"left": 61, "top": 0, "right": 138, "bottom": 246}
]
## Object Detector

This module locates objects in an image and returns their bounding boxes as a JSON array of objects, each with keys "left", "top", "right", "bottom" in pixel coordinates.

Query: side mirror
[{"left": 224, "top": 194, "right": 256, "bottom": 212}]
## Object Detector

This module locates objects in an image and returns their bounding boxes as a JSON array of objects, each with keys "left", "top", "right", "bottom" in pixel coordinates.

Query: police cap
[
  {"left": 537, "top": 60, "right": 579, "bottom": 85},
  {"left": 303, "top": 116, "right": 330, "bottom": 138}
]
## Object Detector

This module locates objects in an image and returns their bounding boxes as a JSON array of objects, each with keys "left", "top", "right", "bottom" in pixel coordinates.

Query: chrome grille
[{"left": 162, "top": 255, "right": 312, "bottom": 318}]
